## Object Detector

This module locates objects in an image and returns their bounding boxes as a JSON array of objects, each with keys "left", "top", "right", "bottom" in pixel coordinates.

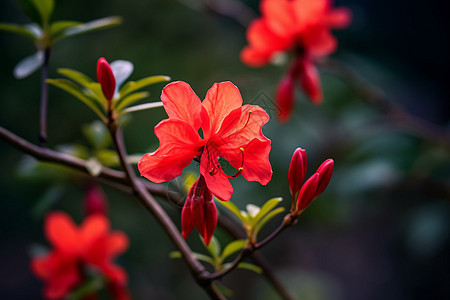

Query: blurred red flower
[
  {"left": 31, "top": 212, "right": 129, "bottom": 300},
  {"left": 138, "top": 81, "right": 272, "bottom": 243},
  {"left": 241, "top": 0, "right": 351, "bottom": 120}
]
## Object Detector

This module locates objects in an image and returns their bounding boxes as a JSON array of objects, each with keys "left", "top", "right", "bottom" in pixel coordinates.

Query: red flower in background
[
  {"left": 31, "top": 212, "right": 130, "bottom": 300},
  {"left": 138, "top": 81, "right": 272, "bottom": 244},
  {"left": 241, "top": 0, "right": 351, "bottom": 121}
]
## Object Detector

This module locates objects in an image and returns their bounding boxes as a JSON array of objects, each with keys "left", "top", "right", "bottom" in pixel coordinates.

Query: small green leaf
[
  {"left": 0, "top": 22, "right": 42, "bottom": 40},
  {"left": 82, "top": 121, "right": 111, "bottom": 150},
  {"left": 110, "top": 60, "right": 134, "bottom": 90},
  {"left": 47, "top": 79, "right": 106, "bottom": 121},
  {"left": 95, "top": 149, "right": 119, "bottom": 167},
  {"left": 221, "top": 240, "right": 246, "bottom": 260},
  {"left": 58, "top": 68, "right": 95, "bottom": 89},
  {"left": 169, "top": 251, "right": 215, "bottom": 266},
  {"left": 119, "top": 75, "right": 171, "bottom": 98},
  {"left": 253, "top": 207, "right": 285, "bottom": 239},
  {"left": 52, "top": 16, "right": 122, "bottom": 44},
  {"left": 30, "top": 0, "right": 54, "bottom": 25},
  {"left": 119, "top": 102, "right": 163, "bottom": 115},
  {"left": 13, "top": 51, "right": 44, "bottom": 79},
  {"left": 50, "top": 20, "right": 82, "bottom": 40},
  {"left": 115, "top": 92, "right": 150, "bottom": 112},
  {"left": 236, "top": 262, "right": 263, "bottom": 274},
  {"left": 85, "top": 157, "right": 103, "bottom": 176},
  {"left": 202, "top": 235, "right": 221, "bottom": 260},
  {"left": 217, "top": 200, "right": 248, "bottom": 224},
  {"left": 18, "top": 0, "right": 43, "bottom": 25},
  {"left": 85, "top": 82, "right": 107, "bottom": 106},
  {"left": 251, "top": 197, "right": 282, "bottom": 227}
]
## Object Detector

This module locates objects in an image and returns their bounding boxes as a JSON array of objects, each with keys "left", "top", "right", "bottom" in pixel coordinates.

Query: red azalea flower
[
  {"left": 31, "top": 212, "right": 129, "bottom": 300},
  {"left": 138, "top": 81, "right": 272, "bottom": 243},
  {"left": 241, "top": 0, "right": 351, "bottom": 119}
]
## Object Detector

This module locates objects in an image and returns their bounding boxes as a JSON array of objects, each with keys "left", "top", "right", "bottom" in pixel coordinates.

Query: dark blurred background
[{"left": 0, "top": 0, "right": 449, "bottom": 299}]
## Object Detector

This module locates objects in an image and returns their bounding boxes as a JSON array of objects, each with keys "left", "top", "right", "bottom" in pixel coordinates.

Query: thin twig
[
  {"left": 319, "top": 58, "right": 450, "bottom": 150},
  {"left": 39, "top": 48, "right": 51, "bottom": 146}
]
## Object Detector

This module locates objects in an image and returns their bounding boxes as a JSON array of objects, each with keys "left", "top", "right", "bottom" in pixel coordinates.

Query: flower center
[{"left": 206, "top": 146, "right": 245, "bottom": 179}]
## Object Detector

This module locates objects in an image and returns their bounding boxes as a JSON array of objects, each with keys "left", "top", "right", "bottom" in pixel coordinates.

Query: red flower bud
[
  {"left": 84, "top": 184, "right": 108, "bottom": 216},
  {"left": 275, "top": 73, "right": 295, "bottom": 122},
  {"left": 288, "top": 147, "right": 307, "bottom": 196},
  {"left": 97, "top": 57, "right": 116, "bottom": 101},
  {"left": 181, "top": 175, "right": 217, "bottom": 245},
  {"left": 315, "top": 158, "right": 334, "bottom": 197},
  {"left": 296, "top": 173, "right": 319, "bottom": 212},
  {"left": 299, "top": 58, "right": 322, "bottom": 105}
]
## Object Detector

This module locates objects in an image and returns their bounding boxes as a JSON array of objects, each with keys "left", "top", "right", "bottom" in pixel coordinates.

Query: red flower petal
[
  {"left": 240, "top": 46, "right": 273, "bottom": 67},
  {"left": 138, "top": 119, "right": 203, "bottom": 183},
  {"left": 202, "top": 198, "right": 217, "bottom": 245},
  {"left": 327, "top": 8, "right": 352, "bottom": 29},
  {"left": 80, "top": 214, "right": 109, "bottom": 248},
  {"left": 161, "top": 81, "right": 203, "bottom": 130},
  {"left": 301, "top": 26, "right": 337, "bottom": 58},
  {"left": 261, "top": 0, "right": 297, "bottom": 37},
  {"left": 275, "top": 74, "right": 296, "bottom": 122},
  {"left": 181, "top": 196, "right": 195, "bottom": 239},
  {"left": 107, "top": 232, "right": 129, "bottom": 257},
  {"left": 240, "top": 139, "right": 272, "bottom": 185},
  {"left": 292, "top": 0, "right": 328, "bottom": 28},
  {"left": 299, "top": 58, "right": 323, "bottom": 104},
  {"left": 202, "top": 82, "right": 243, "bottom": 136},
  {"left": 45, "top": 212, "right": 80, "bottom": 256},
  {"left": 200, "top": 149, "right": 233, "bottom": 201}
]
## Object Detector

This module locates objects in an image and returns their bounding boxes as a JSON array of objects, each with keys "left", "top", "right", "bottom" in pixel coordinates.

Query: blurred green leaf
[
  {"left": 67, "top": 275, "right": 104, "bottom": 300},
  {"left": 169, "top": 251, "right": 215, "bottom": 266},
  {"left": 47, "top": 79, "right": 106, "bottom": 121},
  {"left": 31, "top": 185, "right": 65, "bottom": 218},
  {"left": 85, "top": 157, "right": 102, "bottom": 177},
  {"left": 115, "top": 92, "right": 150, "bottom": 112},
  {"left": 50, "top": 20, "right": 81, "bottom": 39},
  {"left": 120, "top": 102, "right": 163, "bottom": 115},
  {"left": 110, "top": 60, "right": 134, "bottom": 90},
  {"left": 202, "top": 235, "right": 221, "bottom": 260},
  {"left": 17, "top": 0, "right": 43, "bottom": 25},
  {"left": 85, "top": 82, "right": 107, "bottom": 106},
  {"left": 30, "top": 0, "right": 54, "bottom": 25},
  {"left": 82, "top": 121, "right": 111, "bottom": 150},
  {"left": 52, "top": 16, "right": 122, "bottom": 44},
  {"left": 95, "top": 149, "right": 119, "bottom": 167},
  {"left": 58, "top": 68, "right": 95, "bottom": 89},
  {"left": 119, "top": 75, "right": 171, "bottom": 98},
  {"left": 252, "top": 197, "right": 282, "bottom": 227},
  {"left": 0, "top": 22, "right": 42, "bottom": 40},
  {"left": 13, "top": 51, "right": 44, "bottom": 79},
  {"left": 218, "top": 200, "right": 248, "bottom": 224},
  {"left": 236, "top": 262, "right": 263, "bottom": 274},
  {"left": 221, "top": 240, "right": 246, "bottom": 260},
  {"left": 253, "top": 207, "right": 285, "bottom": 239}
]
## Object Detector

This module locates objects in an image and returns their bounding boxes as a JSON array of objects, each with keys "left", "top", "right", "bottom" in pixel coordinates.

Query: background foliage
[{"left": 0, "top": 0, "right": 449, "bottom": 299}]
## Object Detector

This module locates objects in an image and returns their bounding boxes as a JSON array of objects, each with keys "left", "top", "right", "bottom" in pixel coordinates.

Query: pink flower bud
[
  {"left": 299, "top": 58, "right": 322, "bottom": 105},
  {"left": 181, "top": 175, "right": 217, "bottom": 245},
  {"left": 296, "top": 173, "right": 319, "bottom": 212},
  {"left": 97, "top": 57, "right": 116, "bottom": 101},
  {"left": 315, "top": 158, "right": 334, "bottom": 197},
  {"left": 84, "top": 184, "right": 108, "bottom": 216},
  {"left": 288, "top": 147, "right": 307, "bottom": 196},
  {"left": 275, "top": 73, "right": 295, "bottom": 122}
]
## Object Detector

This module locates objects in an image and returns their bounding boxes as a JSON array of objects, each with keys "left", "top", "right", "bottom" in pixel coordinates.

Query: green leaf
[
  {"left": 218, "top": 200, "right": 248, "bottom": 224},
  {"left": 82, "top": 121, "right": 111, "bottom": 150},
  {"left": 251, "top": 197, "right": 282, "bottom": 227},
  {"left": 119, "top": 102, "right": 163, "bottom": 115},
  {"left": 50, "top": 21, "right": 82, "bottom": 41},
  {"left": 202, "top": 235, "right": 221, "bottom": 260},
  {"left": 13, "top": 51, "right": 44, "bottom": 79},
  {"left": 221, "top": 240, "right": 246, "bottom": 260},
  {"left": 30, "top": 0, "right": 54, "bottom": 25},
  {"left": 0, "top": 22, "right": 42, "bottom": 40},
  {"left": 85, "top": 157, "right": 102, "bottom": 177},
  {"left": 253, "top": 207, "right": 285, "bottom": 239},
  {"left": 58, "top": 68, "right": 95, "bottom": 89},
  {"left": 95, "top": 149, "right": 119, "bottom": 167},
  {"left": 115, "top": 92, "right": 150, "bottom": 112},
  {"left": 169, "top": 251, "right": 215, "bottom": 266},
  {"left": 47, "top": 79, "right": 106, "bottom": 121},
  {"left": 119, "top": 75, "right": 171, "bottom": 98},
  {"left": 85, "top": 82, "right": 107, "bottom": 106},
  {"left": 110, "top": 60, "right": 133, "bottom": 90},
  {"left": 52, "top": 16, "right": 123, "bottom": 44},
  {"left": 67, "top": 275, "right": 104, "bottom": 300},
  {"left": 18, "top": 0, "right": 43, "bottom": 25},
  {"left": 236, "top": 262, "right": 263, "bottom": 274}
]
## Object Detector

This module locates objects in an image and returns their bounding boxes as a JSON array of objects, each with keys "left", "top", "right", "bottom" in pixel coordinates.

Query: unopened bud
[
  {"left": 299, "top": 58, "right": 322, "bottom": 105},
  {"left": 296, "top": 173, "right": 319, "bottom": 213},
  {"left": 315, "top": 158, "right": 334, "bottom": 197},
  {"left": 288, "top": 147, "right": 307, "bottom": 197},
  {"left": 97, "top": 57, "right": 116, "bottom": 101},
  {"left": 275, "top": 73, "right": 295, "bottom": 122},
  {"left": 84, "top": 184, "right": 108, "bottom": 216}
]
